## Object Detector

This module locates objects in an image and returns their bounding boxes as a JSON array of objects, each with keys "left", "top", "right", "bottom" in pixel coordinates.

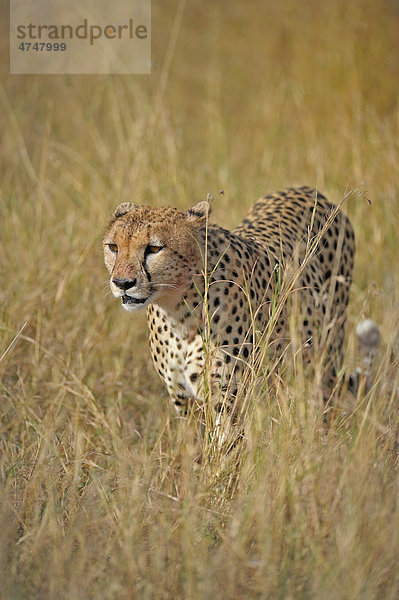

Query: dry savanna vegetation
[{"left": 1, "top": 1, "right": 399, "bottom": 598}]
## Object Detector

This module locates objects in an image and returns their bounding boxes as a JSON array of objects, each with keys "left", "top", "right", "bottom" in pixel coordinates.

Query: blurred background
[{"left": 1, "top": 1, "right": 399, "bottom": 597}]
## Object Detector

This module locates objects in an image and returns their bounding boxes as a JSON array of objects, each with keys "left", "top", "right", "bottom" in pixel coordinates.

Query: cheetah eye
[
  {"left": 107, "top": 243, "right": 118, "bottom": 253},
  {"left": 146, "top": 245, "right": 164, "bottom": 254}
]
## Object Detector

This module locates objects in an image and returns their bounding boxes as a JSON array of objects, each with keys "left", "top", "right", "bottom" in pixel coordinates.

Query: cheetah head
[{"left": 103, "top": 201, "right": 211, "bottom": 312}]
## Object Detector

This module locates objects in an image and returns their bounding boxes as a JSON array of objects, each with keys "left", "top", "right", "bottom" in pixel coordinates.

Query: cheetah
[{"left": 103, "top": 186, "right": 356, "bottom": 415}]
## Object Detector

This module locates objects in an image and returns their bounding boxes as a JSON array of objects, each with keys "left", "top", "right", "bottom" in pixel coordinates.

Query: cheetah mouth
[{"left": 122, "top": 295, "right": 148, "bottom": 306}]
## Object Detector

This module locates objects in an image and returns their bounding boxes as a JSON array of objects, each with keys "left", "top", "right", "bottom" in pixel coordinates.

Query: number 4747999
[{"left": 18, "top": 42, "right": 66, "bottom": 51}]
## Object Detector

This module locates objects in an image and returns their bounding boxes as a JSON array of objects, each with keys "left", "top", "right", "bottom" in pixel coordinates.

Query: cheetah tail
[{"left": 349, "top": 319, "right": 380, "bottom": 394}]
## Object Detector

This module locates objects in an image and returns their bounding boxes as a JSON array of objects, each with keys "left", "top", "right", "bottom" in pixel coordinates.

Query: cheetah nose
[{"left": 112, "top": 277, "right": 137, "bottom": 291}]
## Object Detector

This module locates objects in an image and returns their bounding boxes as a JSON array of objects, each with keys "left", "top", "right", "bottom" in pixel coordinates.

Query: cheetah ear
[
  {"left": 184, "top": 201, "right": 211, "bottom": 226},
  {"left": 112, "top": 202, "right": 138, "bottom": 220}
]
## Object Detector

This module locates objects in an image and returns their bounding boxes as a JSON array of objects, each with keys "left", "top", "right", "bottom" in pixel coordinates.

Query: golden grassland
[{"left": 1, "top": 0, "right": 399, "bottom": 597}]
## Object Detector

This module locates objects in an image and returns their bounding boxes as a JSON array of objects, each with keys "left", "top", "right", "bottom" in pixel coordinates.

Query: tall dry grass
[{"left": 1, "top": 0, "right": 399, "bottom": 597}]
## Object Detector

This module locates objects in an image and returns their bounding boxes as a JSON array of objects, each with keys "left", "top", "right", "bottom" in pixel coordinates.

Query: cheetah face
[
  {"left": 104, "top": 233, "right": 168, "bottom": 312},
  {"left": 103, "top": 200, "right": 210, "bottom": 312}
]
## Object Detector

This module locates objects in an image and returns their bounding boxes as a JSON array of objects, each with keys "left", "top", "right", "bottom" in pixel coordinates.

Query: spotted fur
[{"left": 104, "top": 186, "right": 355, "bottom": 413}]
